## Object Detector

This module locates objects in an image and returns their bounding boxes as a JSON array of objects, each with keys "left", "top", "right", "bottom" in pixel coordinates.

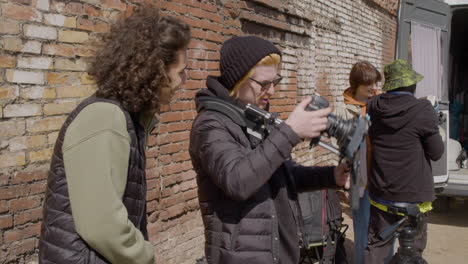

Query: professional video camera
[{"left": 197, "top": 93, "right": 370, "bottom": 210}]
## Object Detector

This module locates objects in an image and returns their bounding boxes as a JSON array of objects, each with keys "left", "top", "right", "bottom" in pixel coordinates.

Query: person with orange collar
[{"left": 334, "top": 61, "right": 382, "bottom": 264}]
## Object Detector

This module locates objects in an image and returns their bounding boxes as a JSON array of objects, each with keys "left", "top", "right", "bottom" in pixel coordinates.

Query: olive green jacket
[{"left": 63, "top": 102, "right": 157, "bottom": 264}]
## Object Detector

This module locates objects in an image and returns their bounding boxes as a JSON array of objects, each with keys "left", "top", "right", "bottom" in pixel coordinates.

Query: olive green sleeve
[{"left": 63, "top": 103, "right": 155, "bottom": 264}]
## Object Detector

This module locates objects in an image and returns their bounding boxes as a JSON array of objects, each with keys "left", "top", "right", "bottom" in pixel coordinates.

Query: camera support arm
[{"left": 197, "top": 95, "right": 368, "bottom": 210}]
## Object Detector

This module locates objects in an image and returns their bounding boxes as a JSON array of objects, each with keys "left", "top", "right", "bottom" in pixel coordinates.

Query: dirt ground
[{"left": 341, "top": 196, "right": 468, "bottom": 264}]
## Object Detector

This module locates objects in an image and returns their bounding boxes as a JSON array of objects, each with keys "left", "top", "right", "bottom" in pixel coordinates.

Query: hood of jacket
[{"left": 368, "top": 92, "right": 427, "bottom": 130}]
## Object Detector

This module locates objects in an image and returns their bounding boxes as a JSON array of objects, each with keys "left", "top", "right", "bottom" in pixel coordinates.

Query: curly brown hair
[{"left": 88, "top": 5, "right": 191, "bottom": 113}]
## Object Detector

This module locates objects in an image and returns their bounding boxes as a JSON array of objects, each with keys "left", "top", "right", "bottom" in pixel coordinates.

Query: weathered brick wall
[{"left": 0, "top": 0, "right": 397, "bottom": 263}]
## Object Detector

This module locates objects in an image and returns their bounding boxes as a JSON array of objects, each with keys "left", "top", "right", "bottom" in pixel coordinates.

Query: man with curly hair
[{"left": 39, "top": 6, "right": 190, "bottom": 264}]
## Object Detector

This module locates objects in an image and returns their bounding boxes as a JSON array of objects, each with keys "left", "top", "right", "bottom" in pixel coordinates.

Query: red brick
[
  {"left": 147, "top": 200, "right": 158, "bottom": 213},
  {"left": 187, "top": 59, "right": 219, "bottom": 70},
  {"left": 161, "top": 186, "right": 174, "bottom": 198},
  {"left": 160, "top": 141, "right": 187, "bottom": 155},
  {"left": 6, "top": 238, "right": 36, "bottom": 256},
  {"left": 84, "top": 4, "right": 100, "bottom": 16},
  {"left": 162, "top": 173, "right": 182, "bottom": 186},
  {"left": 188, "top": 39, "right": 219, "bottom": 51},
  {"left": 146, "top": 158, "right": 157, "bottom": 169},
  {"left": 12, "top": 170, "right": 47, "bottom": 184},
  {"left": 160, "top": 203, "right": 185, "bottom": 220},
  {"left": 29, "top": 180, "right": 47, "bottom": 195},
  {"left": 180, "top": 179, "right": 197, "bottom": 192},
  {"left": 186, "top": 6, "right": 222, "bottom": 23},
  {"left": 170, "top": 131, "right": 190, "bottom": 143},
  {"left": 147, "top": 178, "right": 159, "bottom": 190},
  {"left": 9, "top": 195, "right": 41, "bottom": 212},
  {"left": 0, "top": 200, "right": 8, "bottom": 213},
  {"left": 200, "top": 1, "right": 217, "bottom": 12},
  {"left": 158, "top": 122, "right": 189, "bottom": 133},
  {"left": 147, "top": 135, "right": 158, "bottom": 147},
  {"left": 102, "top": 0, "right": 126, "bottom": 11},
  {"left": 94, "top": 21, "right": 110, "bottom": 33},
  {"left": 172, "top": 151, "right": 190, "bottom": 162},
  {"left": 77, "top": 17, "right": 94, "bottom": 31},
  {"left": 47, "top": 72, "right": 80, "bottom": 85},
  {"left": 0, "top": 215, "right": 13, "bottom": 229},
  {"left": 166, "top": 101, "right": 193, "bottom": 112},
  {"left": 2, "top": 3, "right": 41, "bottom": 22},
  {"left": 4, "top": 222, "right": 40, "bottom": 243},
  {"left": 157, "top": 131, "right": 189, "bottom": 145},
  {"left": 160, "top": 1, "right": 188, "bottom": 14},
  {"left": 184, "top": 80, "right": 205, "bottom": 89},
  {"left": 187, "top": 70, "right": 212, "bottom": 81},
  {"left": 181, "top": 110, "right": 196, "bottom": 120},
  {"left": 146, "top": 190, "right": 159, "bottom": 203},
  {"left": 176, "top": 90, "right": 197, "bottom": 100},
  {"left": 182, "top": 189, "right": 198, "bottom": 201},
  {"left": 0, "top": 54, "right": 16, "bottom": 68},
  {"left": 75, "top": 45, "right": 95, "bottom": 57},
  {"left": 160, "top": 112, "right": 183, "bottom": 123},
  {"left": 161, "top": 160, "right": 191, "bottom": 176},
  {"left": 64, "top": 2, "right": 83, "bottom": 15},
  {"left": 43, "top": 43, "right": 75, "bottom": 57},
  {"left": 180, "top": 170, "right": 196, "bottom": 181},
  {"left": 145, "top": 167, "right": 159, "bottom": 180},
  {"left": 159, "top": 154, "right": 172, "bottom": 165},
  {"left": 160, "top": 192, "right": 184, "bottom": 208},
  {"left": 0, "top": 185, "right": 30, "bottom": 200},
  {"left": 185, "top": 198, "right": 199, "bottom": 211},
  {"left": 187, "top": 49, "right": 220, "bottom": 60},
  {"left": 14, "top": 207, "right": 42, "bottom": 225}
]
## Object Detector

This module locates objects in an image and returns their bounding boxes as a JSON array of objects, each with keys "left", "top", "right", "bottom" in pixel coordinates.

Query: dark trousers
[{"left": 364, "top": 205, "right": 427, "bottom": 264}]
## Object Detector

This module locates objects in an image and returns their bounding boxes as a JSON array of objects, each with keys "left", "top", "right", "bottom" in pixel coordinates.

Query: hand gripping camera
[
  {"left": 197, "top": 93, "right": 370, "bottom": 209},
  {"left": 243, "top": 94, "right": 369, "bottom": 209}
]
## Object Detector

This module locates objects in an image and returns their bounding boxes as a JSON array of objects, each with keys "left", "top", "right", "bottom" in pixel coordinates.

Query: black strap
[
  {"left": 197, "top": 97, "right": 248, "bottom": 127},
  {"left": 197, "top": 97, "right": 266, "bottom": 148}
]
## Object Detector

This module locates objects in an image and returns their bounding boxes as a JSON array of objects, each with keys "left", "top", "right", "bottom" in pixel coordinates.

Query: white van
[{"left": 396, "top": 0, "right": 468, "bottom": 199}]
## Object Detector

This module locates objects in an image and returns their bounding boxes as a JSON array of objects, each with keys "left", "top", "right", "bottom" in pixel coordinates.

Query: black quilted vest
[{"left": 39, "top": 97, "right": 148, "bottom": 264}]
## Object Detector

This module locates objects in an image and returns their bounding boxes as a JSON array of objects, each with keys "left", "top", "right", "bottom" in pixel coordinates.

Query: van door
[{"left": 396, "top": 0, "right": 451, "bottom": 186}]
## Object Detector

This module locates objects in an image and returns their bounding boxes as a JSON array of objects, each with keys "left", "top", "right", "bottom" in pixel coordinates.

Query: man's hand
[
  {"left": 334, "top": 162, "right": 350, "bottom": 190},
  {"left": 285, "top": 96, "right": 331, "bottom": 139}
]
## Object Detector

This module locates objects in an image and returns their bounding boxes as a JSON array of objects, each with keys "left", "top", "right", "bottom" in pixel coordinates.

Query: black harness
[{"left": 196, "top": 97, "right": 277, "bottom": 148}]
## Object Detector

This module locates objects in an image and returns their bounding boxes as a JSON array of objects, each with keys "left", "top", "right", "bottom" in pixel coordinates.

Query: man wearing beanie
[
  {"left": 364, "top": 60, "right": 444, "bottom": 263},
  {"left": 189, "top": 35, "right": 350, "bottom": 264}
]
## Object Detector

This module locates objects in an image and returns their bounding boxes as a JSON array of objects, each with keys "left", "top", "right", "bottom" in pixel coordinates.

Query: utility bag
[{"left": 298, "top": 190, "right": 348, "bottom": 264}]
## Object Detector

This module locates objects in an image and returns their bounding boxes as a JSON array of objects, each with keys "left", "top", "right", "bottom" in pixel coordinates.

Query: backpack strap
[{"left": 196, "top": 97, "right": 266, "bottom": 148}]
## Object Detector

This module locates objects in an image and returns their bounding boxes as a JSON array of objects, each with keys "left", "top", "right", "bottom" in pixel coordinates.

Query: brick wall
[{"left": 0, "top": 0, "right": 397, "bottom": 263}]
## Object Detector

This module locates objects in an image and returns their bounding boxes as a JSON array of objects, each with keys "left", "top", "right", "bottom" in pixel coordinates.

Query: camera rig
[{"left": 197, "top": 94, "right": 370, "bottom": 210}]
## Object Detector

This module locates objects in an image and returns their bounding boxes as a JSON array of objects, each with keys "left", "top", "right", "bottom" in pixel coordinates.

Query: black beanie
[{"left": 218, "top": 36, "right": 282, "bottom": 90}]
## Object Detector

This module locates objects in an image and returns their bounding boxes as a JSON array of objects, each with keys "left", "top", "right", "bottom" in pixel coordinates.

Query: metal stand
[{"left": 380, "top": 213, "right": 428, "bottom": 264}]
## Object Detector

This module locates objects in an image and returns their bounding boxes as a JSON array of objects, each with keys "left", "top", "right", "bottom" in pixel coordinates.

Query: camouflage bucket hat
[{"left": 382, "top": 59, "right": 424, "bottom": 91}]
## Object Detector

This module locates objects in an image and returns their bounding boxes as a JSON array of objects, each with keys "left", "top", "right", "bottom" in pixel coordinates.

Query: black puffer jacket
[
  {"left": 39, "top": 97, "right": 148, "bottom": 264},
  {"left": 189, "top": 76, "right": 337, "bottom": 264}
]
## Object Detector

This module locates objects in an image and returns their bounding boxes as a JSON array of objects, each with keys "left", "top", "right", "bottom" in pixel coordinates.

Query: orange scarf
[{"left": 342, "top": 87, "right": 381, "bottom": 178}]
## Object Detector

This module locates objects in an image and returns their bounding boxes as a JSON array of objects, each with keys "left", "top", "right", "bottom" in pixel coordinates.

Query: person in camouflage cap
[
  {"left": 364, "top": 59, "right": 444, "bottom": 263},
  {"left": 382, "top": 59, "right": 424, "bottom": 92}
]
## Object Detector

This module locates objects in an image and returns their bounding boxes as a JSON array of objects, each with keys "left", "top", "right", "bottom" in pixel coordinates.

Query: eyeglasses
[{"left": 249, "top": 75, "right": 283, "bottom": 92}]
